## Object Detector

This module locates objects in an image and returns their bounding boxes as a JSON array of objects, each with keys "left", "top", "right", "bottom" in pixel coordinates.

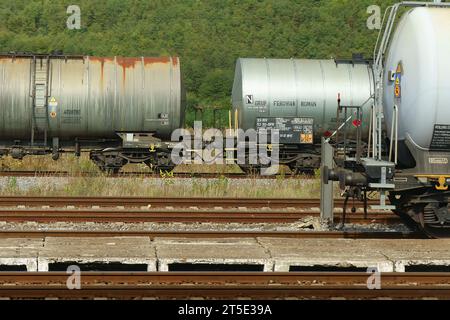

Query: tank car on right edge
[{"left": 323, "top": 1, "right": 450, "bottom": 238}]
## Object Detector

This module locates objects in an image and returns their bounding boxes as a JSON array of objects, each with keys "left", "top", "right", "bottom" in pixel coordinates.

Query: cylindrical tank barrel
[
  {"left": 383, "top": 7, "right": 450, "bottom": 151},
  {"left": 0, "top": 55, "right": 184, "bottom": 141},
  {"left": 232, "top": 58, "right": 374, "bottom": 143}
]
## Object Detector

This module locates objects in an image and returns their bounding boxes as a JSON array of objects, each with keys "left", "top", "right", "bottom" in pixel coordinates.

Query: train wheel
[
  {"left": 388, "top": 193, "right": 423, "bottom": 232},
  {"left": 420, "top": 202, "right": 450, "bottom": 238},
  {"left": 389, "top": 192, "right": 450, "bottom": 238},
  {"left": 90, "top": 149, "right": 126, "bottom": 174},
  {"left": 145, "top": 152, "right": 175, "bottom": 173}
]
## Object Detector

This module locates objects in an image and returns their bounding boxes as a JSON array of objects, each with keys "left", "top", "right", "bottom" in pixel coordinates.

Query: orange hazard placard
[
  {"left": 300, "top": 133, "right": 313, "bottom": 144},
  {"left": 395, "top": 85, "right": 401, "bottom": 98}
]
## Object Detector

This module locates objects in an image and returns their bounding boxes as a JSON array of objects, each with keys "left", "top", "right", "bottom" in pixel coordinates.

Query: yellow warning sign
[
  {"left": 49, "top": 97, "right": 58, "bottom": 108},
  {"left": 394, "top": 62, "right": 402, "bottom": 98}
]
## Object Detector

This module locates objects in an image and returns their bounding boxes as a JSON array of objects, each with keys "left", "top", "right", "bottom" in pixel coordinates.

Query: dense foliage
[{"left": 0, "top": 0, "right": 397, "bottom": 127}]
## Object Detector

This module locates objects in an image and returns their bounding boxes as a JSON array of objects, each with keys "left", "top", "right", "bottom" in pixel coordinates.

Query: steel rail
[
  {"left": 0, "top": 208, "right": 399, "bottom": 224},
  {"left": 0, "top": 196, "right": 381, "bottom": 208},
  {"left": 0, "top": 230, "right": 423, "bottom": 239},
  {"left": 0, "top": 272, "right": 448, "bottom": 299}
]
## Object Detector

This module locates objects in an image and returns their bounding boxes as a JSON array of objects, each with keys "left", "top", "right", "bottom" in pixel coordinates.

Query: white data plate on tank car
[
  {"left": 430, "top": 124, "right": 450, "bottom": 151},
  {"left": 256, "top": 117, "right": 313, "bottom": 144}
]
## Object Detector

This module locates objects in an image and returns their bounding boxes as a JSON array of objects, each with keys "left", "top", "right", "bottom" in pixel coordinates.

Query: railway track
[
  {"left": 0, "top": 196, "right": 411, "bottom": 239},
  {"left": 0, "top": 196, "right": 379, "bottom": 208},
  {"left": 0, "top": 272, "right": 448, "bottom": 299},
  {"left": 0, "top": 230, "right": 422, "bottom": 239},
  {"left": 0, "top": 195, "right": 400, "bottom": 224},
  {"left": 0, "top": 208, "right": 400, "bottom": 224}
]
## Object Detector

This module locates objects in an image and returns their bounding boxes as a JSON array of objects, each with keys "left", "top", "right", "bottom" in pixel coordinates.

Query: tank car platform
[
  {"left": 371, "top": 239, "right": 450, "bottom": 272},
  {"left": 152, "top": 238, "right": 450, "bottom": 273},
  {"left": 257, "top": 238, "right": 394, "bottom": 272},
  {"left": 0, "top": 237, "right": 450, "bottom": 272},
  {"left": 0, "top": 238, "right": 43, "bottom": 271},
  {"left": 37, "top": 237, "right": 156, "bottom": 272},
  {"left": 154, "top": 238, "right": 273, "bottom": 272}
]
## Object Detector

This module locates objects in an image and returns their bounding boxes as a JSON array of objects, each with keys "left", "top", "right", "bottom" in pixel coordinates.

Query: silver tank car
[
  {"left": 383, "top": 7, "right": 450, "bottom": 153},
  {"left": 0, "top": 55, "right": 184, "bottom": 142},
  {"left": 322, "top": 5, "right": 450, "bottom": 237},
  {"left": 232, "top": 58, "right": 374, "bottom": 144}
]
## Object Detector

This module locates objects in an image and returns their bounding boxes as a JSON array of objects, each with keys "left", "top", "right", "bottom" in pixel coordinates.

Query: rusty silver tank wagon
[{"left": 0, "top": 53, "right": 185, "bottom": 172}]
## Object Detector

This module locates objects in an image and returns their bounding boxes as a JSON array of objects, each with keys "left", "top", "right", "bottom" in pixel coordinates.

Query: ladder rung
[{"left": 32, "top": 58, "right": 50, "bottom": 134}]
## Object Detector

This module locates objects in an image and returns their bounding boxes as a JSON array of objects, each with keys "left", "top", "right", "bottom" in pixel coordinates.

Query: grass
[
  {"left": 0, "top": 173, "right": 324, "bottom": 198},
  {"left": 0, "top": 153, "right": 100, "bottom": 174},
  {"left": 0, "top": 153, "right": 333, "bottom": 198}
]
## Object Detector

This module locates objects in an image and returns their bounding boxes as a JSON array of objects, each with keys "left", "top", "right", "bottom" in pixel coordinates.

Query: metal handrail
[
  {"left": 325, "top": 95, "right": 374, "bottom": 144},
  {"left": 389, "top": 105, "right": 399, "bottom": 164}
]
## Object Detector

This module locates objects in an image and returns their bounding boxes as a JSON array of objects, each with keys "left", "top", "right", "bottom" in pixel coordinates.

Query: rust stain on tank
[
  {"left": 90, "top": 58, "right": 110, "bottom": 90},
  {"left": 122, "top": 65, "right": 126, "bottom": 88},
  {"left": 88, "top": 56, "right": 179, "bottom": 89},
  {"left": 90, "top": 56, "right": 175, "bottom": 68},
  {"left": 100, "top": 60, "right": 105, "bottom": 89},
  {"left": 0, "top": 56, "right": 28, "bottom": 65},
  {"left": 143, "top": 57, "right": 171, "bottom": 66},
  {"left": 113, "top": 58, "right": 133, "bottom": 89},
  {"left": 117, "top": 58, "right": 137, "bottom": 88},
  {"left": 90, "top": 57, "right": 114, "bottom": 64},
  {"left": 117, "top": 57, "right": 140, "bottom": 69}
]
